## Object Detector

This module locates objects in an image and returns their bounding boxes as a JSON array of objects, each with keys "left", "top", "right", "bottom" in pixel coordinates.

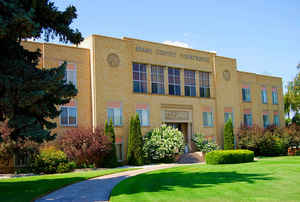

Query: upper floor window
[
  {"left": 107, "top": 102, "right": 122, "bottom": 126},
  {"left": 274, "top": 112, "right": 280, "bottom": 127},
  {"left": 242, "top": 85, "right": 251, "bottom": 102},
  {"left": 263, "top": 112, "right": 269, "bottom": 128},
  {"left": 272, "top": 87, "right": 278, "bottom": 104},
  {"left": 136, "top": 104, "right": 150, "bottom": 126},
  {"left": 243, "top": 109, "right": 252, "bottom": 127},
  {"left": 133, "top": 63, "right": 147, "bottom": 93},
  {"left": 63, "top": 62, "right": 77, "bottom": 87},
  {"left": 184, "top": 70, "right": 196, "bottom": 96},
  {"left": 261, "top": 86, "right": 267, "bottom": 104},
  {"left": 151, "top": 65, "right": 164, "bottom": 94},
  {"left": 168, "top": 68, "right": 181, "bottom": 96},
  {"left": 199, "top": 72, "right": 210, "bottom": 98},
  {"left": 60, "top": 101, "right": 77, "bottom": 127}
]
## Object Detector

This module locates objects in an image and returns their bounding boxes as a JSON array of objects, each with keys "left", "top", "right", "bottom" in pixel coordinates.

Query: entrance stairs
[{"left": 177, "top": 152, "right": 205, "bottom": 164}]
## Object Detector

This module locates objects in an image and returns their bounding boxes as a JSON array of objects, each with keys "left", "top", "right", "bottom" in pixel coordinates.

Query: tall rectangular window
[
  {"left": 107, "top": 102, "right": 122, "bottom": 126},
  {"left": 63, "top": 63, "right": 77, "bottom": 87},
  {"left": 199, "top": 72, "right": 210, "bottom": 98},
  {"left": 60, "top": 106, "right": 77, "bottom": 126},
  {"left": 151, "top": 65, "right": 164, "bottom": 94},
  {"left": 243, "top": 109, "right": 252, "bottom": 127},
  {"left": 274, "top": 112, "right": 280, "bottom": 127},
  {"left": 203, "top": 107, "right": 213, "bottom": 127},
  {"left": 115, "top": 136, "right": 123, "bottom": 161},
  {"left": 184, "top": 70, "right": 196, "bottom": 96},
  {"left": 133, "top": 63, "right": 147, "bottom": 93},
  {"left": 261, "top": 86, "right": 268, "bottom": 104},
  {"left": 242, "top": 85, "right": 251, "bottom": 102},
  {"left": 272, "top": 87, "right": 278, "bottom": 104},
  {"left": 263, "top": 112, "right": 269, "bottom": 128},
  {"left": 168, "top": 67, "right": 181, "bottom": 96},
  {"left": 136, "top": 104, "right": 150, "bottom": 126}
]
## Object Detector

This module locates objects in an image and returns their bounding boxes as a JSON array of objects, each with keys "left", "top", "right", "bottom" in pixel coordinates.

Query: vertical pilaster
[
  {"left": 147, "top": 64, "right": 151, "bottom": 94},
  {"left": 180, "top": 69, "right": 185, "bottom": 96},
  {"left": 164, "top": 67, "right": 169, "bottom": 95}
]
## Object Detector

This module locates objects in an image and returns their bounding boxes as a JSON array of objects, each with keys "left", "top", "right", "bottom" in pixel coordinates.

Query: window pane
[
  {"left": 114, "top": 108, "right": 122, "bottom": 126},
  {"left": 107, "top": 108, "right": 114, "bottom": 123},
  {"left": 69, "top": 108, "right": 77, "bottom": 125},
  {"left": 60, "top": 107, "right": 68, "bottom": 125}
]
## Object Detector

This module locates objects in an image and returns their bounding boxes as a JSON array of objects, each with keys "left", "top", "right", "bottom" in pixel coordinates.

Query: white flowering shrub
[
  {"left": 192, "top": 133, "right": 218, "bottom": 153},
  {"left": 143, "top": 124, "right": 184, "bottom": 163}
]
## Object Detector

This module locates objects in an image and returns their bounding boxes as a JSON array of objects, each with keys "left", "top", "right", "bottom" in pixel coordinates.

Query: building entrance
[{"left": 166, "top": 122, "right": 189, "bottom": 152}]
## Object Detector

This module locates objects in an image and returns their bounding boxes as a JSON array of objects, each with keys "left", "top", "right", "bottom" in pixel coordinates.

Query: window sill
[
  {"left": 203, "top": 126, "right": 214, "bottom": 128},
  {"left": 60, "top": 125, "right": 78, "bottom": 128},
  {"left": 243, "top": 101, "right": 251, "bottom": 103}
]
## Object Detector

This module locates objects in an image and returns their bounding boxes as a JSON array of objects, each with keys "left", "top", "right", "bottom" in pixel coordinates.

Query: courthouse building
[{"left": 23, "top": 34, "right": 284, "bottom": 161}]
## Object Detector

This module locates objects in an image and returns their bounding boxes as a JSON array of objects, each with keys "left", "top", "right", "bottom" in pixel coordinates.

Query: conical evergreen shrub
[
  {"left": 127, "top": 115, "right": 144, "bottom": 165},
  {"left": 224, "top": 118, "right": 234, "bottom": 150},
  {"left": 103, "top": 119, "right": 119, "bottom": 167}
]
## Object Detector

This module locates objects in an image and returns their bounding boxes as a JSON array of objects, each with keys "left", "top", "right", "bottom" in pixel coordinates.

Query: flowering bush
[
  {"left": 56, "top": 127, "right": 112, "bottom": 167},
  {"left": 143, "top": 125, "right": 184, "bottom": 163},
  {"left": 192, "top": 133, "right": 218, "bottom": 153}
]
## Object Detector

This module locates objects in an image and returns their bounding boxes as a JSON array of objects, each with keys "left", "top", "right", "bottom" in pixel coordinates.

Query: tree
[
  {"left": 103, "top": 119, "right": 118, "bottom": 167},
  {"left": 224, "top": 118, "right": 234, "bottom": 150},
  {"left": 127, "top": 114, "right": 144, "bottom": 165},
  {"left": 0, "top": 0, "right": 83, "bottom": 142},
  {"left": 284, "top": 82, "right": 296, "bottom": 119}
]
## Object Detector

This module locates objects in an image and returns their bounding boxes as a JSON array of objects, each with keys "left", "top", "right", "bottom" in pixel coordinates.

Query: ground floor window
[
  {"left": 60, "top": 106, "right": 77, "bottom": 126},
  {"left": 115, "top": 143, "right": 123, "bottom": 161},
  {"left": 244, "top": 113, "right": 252, "bottom": 127},
  {"left": 274, "top": 113, "right": 280, "bottom": 127},
  {"left": 224, "top": 112, "right": 234, "bottom": 124},
  {"left": 203, "top": 112, "right": 213, "bottom": 127},
  {"left": 136, "top": 104, "right": 149, "bottom": 126},
  {"left": 263, "top": 114, "right": 269, "bottom": 128},
  {"left": 107, "top": 102, "right": 122, "bottom": 126}
]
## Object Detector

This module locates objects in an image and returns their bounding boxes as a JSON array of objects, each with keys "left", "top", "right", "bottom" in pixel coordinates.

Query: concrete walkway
[{"left": 36, "top": 163, "right": 189, "bottom": 202}]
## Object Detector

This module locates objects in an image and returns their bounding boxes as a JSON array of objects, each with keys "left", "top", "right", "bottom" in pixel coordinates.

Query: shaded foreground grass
[
  {"left": 111, "top": 156, "right": 300, "bottom": 202},
  {"left": 0, "top": 167, "right": 138, "bottom": 202}
]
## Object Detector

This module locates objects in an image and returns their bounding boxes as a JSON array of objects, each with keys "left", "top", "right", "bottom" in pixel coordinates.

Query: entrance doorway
[{"left": 166, "top": 123, "right": 189, "bottom": 152}]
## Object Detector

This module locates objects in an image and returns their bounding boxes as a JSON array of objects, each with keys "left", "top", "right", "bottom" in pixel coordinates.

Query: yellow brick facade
[{"left": 22, "top": 34, "right": 284, "bottom": 160}]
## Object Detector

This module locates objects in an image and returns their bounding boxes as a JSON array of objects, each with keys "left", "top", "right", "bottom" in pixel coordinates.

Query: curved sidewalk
[{"left": 36, "top": 163, "right": 186, "bottom": 202}]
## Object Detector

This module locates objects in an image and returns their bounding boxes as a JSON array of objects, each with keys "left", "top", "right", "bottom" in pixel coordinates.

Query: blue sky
[{"left": 53, "top": 0, "right": 300, "bottom": 90}]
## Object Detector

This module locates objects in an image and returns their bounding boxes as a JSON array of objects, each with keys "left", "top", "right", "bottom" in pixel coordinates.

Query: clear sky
[{"left": 53, "top": 0, "right": 300, "bottom": 90}]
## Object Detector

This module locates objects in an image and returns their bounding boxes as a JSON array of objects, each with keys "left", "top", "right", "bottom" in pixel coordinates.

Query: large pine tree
[{"left": 0, "top": 0, "right": 83, "bottom": 142}]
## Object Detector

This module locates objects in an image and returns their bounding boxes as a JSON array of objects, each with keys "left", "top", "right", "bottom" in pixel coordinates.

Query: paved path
[{"left": 36, "top": 163, "right": 188, "bottom": 202}]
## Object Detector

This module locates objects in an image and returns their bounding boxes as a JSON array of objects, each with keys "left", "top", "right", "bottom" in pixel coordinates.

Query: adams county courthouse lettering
[{"left": 23, "top": 35, "right": 284, "bottom": 161}]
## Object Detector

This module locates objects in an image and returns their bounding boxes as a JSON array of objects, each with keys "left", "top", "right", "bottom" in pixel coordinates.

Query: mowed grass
[
  {"left": 0, "top": 167, "right": 138, "bottom": 202},
  {"left": 111, "top": 156, "right": 300, "bottom": 202}
]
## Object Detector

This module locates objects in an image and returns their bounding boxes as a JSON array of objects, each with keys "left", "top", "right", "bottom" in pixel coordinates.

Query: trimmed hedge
[
  {"left": 206, "top": 150, "right": 254, "bottom": 164},
  {"left": 296, "top": 150, "right": 300, "bottom": 156}
]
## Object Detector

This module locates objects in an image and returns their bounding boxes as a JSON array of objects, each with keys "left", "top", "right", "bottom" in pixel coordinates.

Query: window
[
  {"left": 263, "top": 113, "right": 269, "bottom": 128},
  {"left": 261, "top": 86, "right": 267, "bottom": 104},
  {"left": 274, "top": 112, "right": 280, "bottom": 127},
  {"left": 115, "top": 143, "right": 123, "bottom": 161},
  {"left": 203, "top": 112, "right": 214, "bottom": 127},
  {"left": 60, "top": 106, "right": 77, "bottom": 126},
  {"left": 199, "top": 72, "right": 210, "bottom": 98},
  {"left": 151, "top": 65, "right": 164, "bottom": 94},
  {"left": 63, "top": 63, "right": 77, "bottom": 87},
  {"left": 242, "top": 85, "right": 251, "bottom": 102},
  {"left": 272, "top": 87, "right": 278, "bottom": 104},
  {"left": 133, "top": 63, "right": 147, "bottom": 93},
  {"left": 244, "top": 110, "right": 252, "bottom": 127},
  {"left": 184, "top": 70, "right": 196, "bottom": 96},
  {"left": 168, "top": 68, "right": 181, "bottom": 96},
  {"left": 224, "top": 112, "right": 234, "bottom": 124},
  {"left": 107, "top": 103, "right": 122, "bottom": 126},
  {"left": 136, "top": 104, "right": 149, "bottom": 126}
]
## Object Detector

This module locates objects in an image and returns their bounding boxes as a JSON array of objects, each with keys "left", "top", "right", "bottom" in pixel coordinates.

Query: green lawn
[
  {"left": 0, "top": 167, "right": 138, "bottom": 202},
  {"left": 111, "top": 156, "right": 300, "bottom": 202}
]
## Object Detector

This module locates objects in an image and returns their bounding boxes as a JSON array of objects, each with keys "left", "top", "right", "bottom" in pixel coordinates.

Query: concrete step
[{"left": 177, "top": 152, "right": 205, "bottom": 164}]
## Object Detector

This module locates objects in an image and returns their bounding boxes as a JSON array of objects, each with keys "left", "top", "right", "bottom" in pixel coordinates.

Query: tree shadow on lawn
[{"left": 111, "top": 171, "right": 275, "bottom": 196}]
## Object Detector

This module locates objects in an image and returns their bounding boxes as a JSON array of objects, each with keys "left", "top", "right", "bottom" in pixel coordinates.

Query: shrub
[
  {"left": 56, "top": 127, "right": 112, "bottom": 168},
  {"left": 33, "top": 146, "right": 75, "bottom": 174},
  {"left": 192, "top": 133, "right": 218, "bottom": 153},
  {"left": 103, "top": 119, "right": 119, "bottom": 168},
  {"left": 127, "top": 114, "right": 144, "bottom": 166},
  {"left": 224, "top": 119, "right": 234, "bottom": 150},
  {"left": 143, "top": 124, "right": 184, "bottom": 163},
  {"left": 206, "top": 150, "right": 254, "bottom": 164},
  {"left": 296, "top": 150, "right": 300, "bottom": 156}
]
